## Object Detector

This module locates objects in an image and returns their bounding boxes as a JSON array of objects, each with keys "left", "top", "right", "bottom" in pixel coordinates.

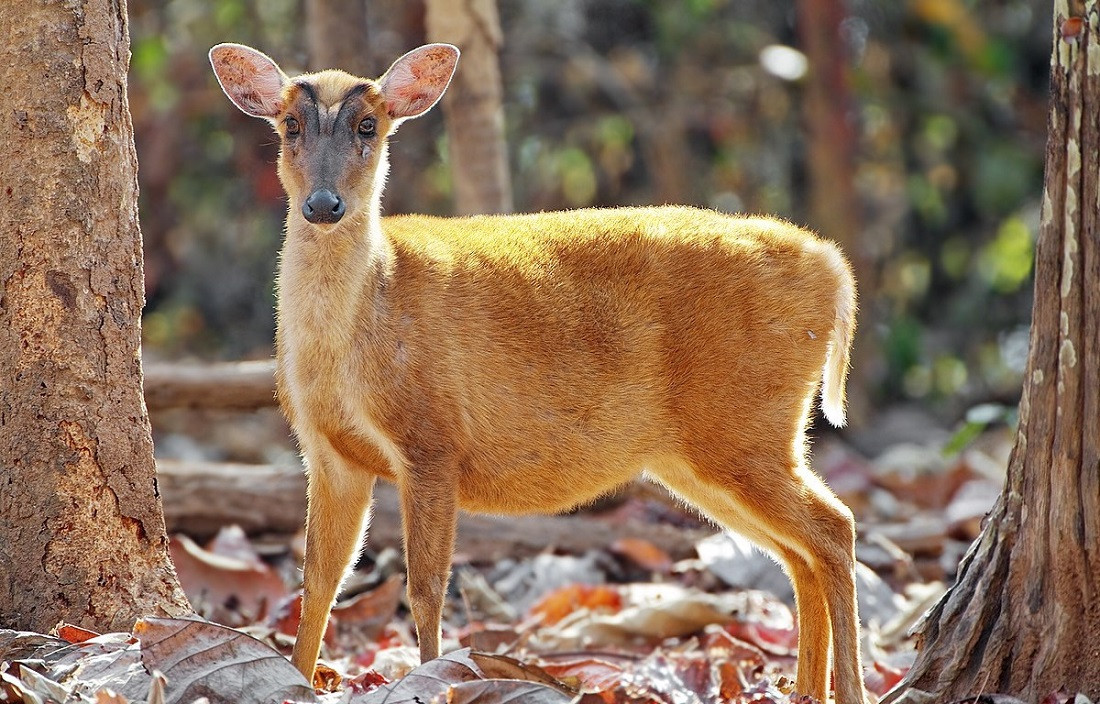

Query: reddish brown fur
[{"left": 210, "top": 43, "right": 869, "bottom": 704}]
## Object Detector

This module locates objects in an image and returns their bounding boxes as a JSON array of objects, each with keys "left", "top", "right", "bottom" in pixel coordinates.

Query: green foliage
[
  {"left": 978, "top": 216, "right": 1034, "bottom": 293},
  {"left": 973, "top": 143, "right": 1041, "bottom": 217},
  {"left": 132, "top": 36, "right": 177, "bottom": 110},
  {"left": 943, "top": 402, "right": 1016, "bottom": 456},
  {"left": 883, "top": 315, "right": 923, "bottom": 393}
]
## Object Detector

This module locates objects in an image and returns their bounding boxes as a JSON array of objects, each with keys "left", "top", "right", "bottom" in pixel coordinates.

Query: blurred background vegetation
[{"left": 131, "top": 0, "right": 1050, "bottom": 423}]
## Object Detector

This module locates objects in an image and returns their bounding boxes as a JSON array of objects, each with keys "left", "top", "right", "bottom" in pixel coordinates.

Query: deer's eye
[
  {"left": 358, "top": 116, "right": 376, "bottom": 137},
  {"left": 285, "top": 116, "right": 300, "bottom": 135}
]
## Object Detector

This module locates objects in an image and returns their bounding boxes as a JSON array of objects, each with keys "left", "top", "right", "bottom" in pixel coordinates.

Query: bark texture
[
  {"left": 884, "top": 2, "right": 1100, "bottom": 700},
  {"left": 425, "top": 0, "right": 513, "bottom": 215},
  {"left": 0, "top": 0, "right": 190, "bottom": 632},
  {"left": 306, "top": 0, "right": 370, "bottom": 76}
]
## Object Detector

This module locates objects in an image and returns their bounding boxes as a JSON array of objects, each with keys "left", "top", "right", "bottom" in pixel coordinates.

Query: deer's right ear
[
  {"left": 209, "top": 43, "right": 289, "bottom": 120},
  {"left": 379, "top": 44, "right": 459, "bottom": 124}
]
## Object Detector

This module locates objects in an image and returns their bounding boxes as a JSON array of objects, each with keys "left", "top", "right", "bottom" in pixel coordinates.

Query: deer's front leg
[
  {"left": 400, "top": 465, "right": 458, "bottom": 663},
  {"left": 291, "top": 453, "right": 375, "bottom": 679}
]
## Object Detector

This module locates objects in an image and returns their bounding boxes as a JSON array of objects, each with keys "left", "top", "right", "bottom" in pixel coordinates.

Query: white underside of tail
[{"left": 818, "top": 243, "right": 855, "bottom": 428}]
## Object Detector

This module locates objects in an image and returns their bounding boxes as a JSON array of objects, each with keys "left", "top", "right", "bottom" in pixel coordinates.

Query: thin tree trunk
[
  {"left": 798, "top": 0, "right": 874, "bottom": 427},
  {"left": 425, "top": 0, "right": 513, "bottom": 215},
  {"left": 0, "top": 0, "right": 191, "bottom": 633},
  {"left": 306, "top": 0, "right": 370, "bottom": 76},
  {"left": 884, "top": 2, "right": 1100, "bottom": 700}
]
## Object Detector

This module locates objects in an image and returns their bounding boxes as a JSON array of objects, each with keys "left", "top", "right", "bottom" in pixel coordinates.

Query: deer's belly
[{"left": 452, "top": 447, "right": 646, "bottom": 515}]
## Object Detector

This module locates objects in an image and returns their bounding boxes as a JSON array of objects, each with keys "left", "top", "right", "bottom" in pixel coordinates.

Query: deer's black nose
[{"left": 302, "top": 189, "right": 345, "bottom": 224}]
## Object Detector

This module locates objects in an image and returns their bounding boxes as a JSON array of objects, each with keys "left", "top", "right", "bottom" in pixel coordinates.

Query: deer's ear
[
  {"left": 209, "top": 43, "right": 289, "bottom": 119},
  {"left": 378, "top": 44, "right": 459, "bottom": 124}
]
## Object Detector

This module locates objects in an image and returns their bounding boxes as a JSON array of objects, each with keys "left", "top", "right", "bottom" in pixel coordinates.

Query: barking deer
[{"left": 209, "top": 42, "right": 868, "bottom": 704}]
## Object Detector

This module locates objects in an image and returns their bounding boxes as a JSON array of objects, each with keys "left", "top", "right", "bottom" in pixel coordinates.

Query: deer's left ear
[
  {"left": 209, "top": 43, "right": 289, "bottom": 120},
  {"left": 379, "top": 44, "right": 460, "bottom": 124}
]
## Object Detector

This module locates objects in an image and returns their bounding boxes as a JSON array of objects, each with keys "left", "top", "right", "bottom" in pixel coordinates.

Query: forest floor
[{"left": 0, "top": 405, "right": 1027, "bottom": 704}]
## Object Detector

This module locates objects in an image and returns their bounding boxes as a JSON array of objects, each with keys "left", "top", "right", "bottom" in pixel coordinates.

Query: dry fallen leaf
[
  {"left": 205, "top": 525, "right": 268, "bottom": 568},
  {"left": 468, "top": 652, "right": 575, "bottom": 694},
  {"left": 312, "top": 662, "right": 342, "bottom": 691},
  {"left": 134, "top": 617, "right": 316, "bottom": 704},
  {"left": 872, "top": 444, "right": 973, "bottom": 511},
  {"left": 721, "top": 620, "right": 797, "bottom": 657},
  {"left": 0, "top": 630, "right": 74, "bottom": 665},
  {"left": 529, "top": 584, "right": 623, "bottom": 625},
  {"left": 169, "top": 533, "right": 287, "bottom": 623},
  {"left": 554, "top": 643, "right": 786, "bottom": 704},
  {"left": 493, "top": 553, "right": 610, "bottom": 612},
  {"left": 268, "top": 591, "right": 335, "bottom": 644},
  {"left": 864, "top": 659, "right": 908, "bottom": 698},
  {"left": 16, "top": 664, "right": 72, "bottom": 702},
  {"left": 57, "top": 624, "right": 102, "bottom": 644},
  {"left": 352, "top": 649, "right": 483, "bottom": 704},
  {"left": 332, "top": 574, "right": 405, "bottom": 642},
  {"left": 629, "top": 650, "right": 717, "bottom": 703},
  {"left": 0, "top": 629, "right": 151, "bottom": 702},
  {"left": 533, "top": 584, "right": 786, "bottom": 650},
  {"left": 611, "top": 538, "right": 673, "bottom": 573},
  {"left": 457, "top": 622, "right": 521, "bottom": 652},
  {"left": 64, "top": 636, "right": 151, "bottom": 701},
  {"left": 536, "top": 654, "right": 632, "bottom": 692},
  {"left": 366, "top": 645, "right": 422, "bottom": 681},
  {"left": 695, "top": 532, "right": 794, "bottom": 603},
  {"left": 944, "top": 478, "right": 1001, "bottom": 540},
  {"left": 445, "top": 679, "right": 574, "bottom": 704},
  {"left": 346, "top": 669, "right": 389, "bottom": 696}
]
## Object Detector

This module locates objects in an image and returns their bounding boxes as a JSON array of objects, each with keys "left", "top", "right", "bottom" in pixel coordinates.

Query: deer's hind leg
[
  {"left": 650, "top": 449, "right": 866, "bottom": 704},
  {"left": 399, "top": 454, "right": 459, "bottom": 664}
]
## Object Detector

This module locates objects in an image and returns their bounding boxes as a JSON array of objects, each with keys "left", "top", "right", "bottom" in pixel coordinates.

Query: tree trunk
[
  {"left": 884, "top": 2, "right": 1100, "bottom": 700},
  {"left": 798, "top": 0, "right": 874, "bottom": 427},
  {"left": 0, "top": 0, "right": 191, "bottom": 633},
  {"left": 425, "top": 0, "right": 513, "bottom": 215},
  {"left": 306, "top": 0, "right": 370, "bottom": 76}
]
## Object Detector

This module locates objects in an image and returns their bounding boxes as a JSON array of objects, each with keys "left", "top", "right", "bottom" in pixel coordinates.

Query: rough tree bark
[
  {"left": 0, "top": 0, "right": 191, "bottom": 632},
  {"left": 306, "top": 0, "right": 370, "bottom": 76},
  {"left": 425, "top": 0, "right": 514, "bottom": 215},
  {"left": 884, "top": 1, "right": 1100, "bottom": 700}
]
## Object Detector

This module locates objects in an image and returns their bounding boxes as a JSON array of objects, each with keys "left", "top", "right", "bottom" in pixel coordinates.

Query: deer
[{"left": 208, "top": 41, "right": 869, "bottom": 704}]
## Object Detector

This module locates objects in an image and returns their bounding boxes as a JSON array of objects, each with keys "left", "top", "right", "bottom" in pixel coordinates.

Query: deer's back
[{"left": 353, "top": 206, "right": 843, "bottom": 511}]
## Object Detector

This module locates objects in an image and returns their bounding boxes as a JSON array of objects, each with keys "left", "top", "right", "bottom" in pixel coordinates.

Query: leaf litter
[{"left": 1, "top": 426, "right": 1093, "bottom": 703}]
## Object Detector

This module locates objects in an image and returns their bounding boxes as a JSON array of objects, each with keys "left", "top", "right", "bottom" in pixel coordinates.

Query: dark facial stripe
[
  {"left": 295, "top": 80, "right": 319, "bottom": 104},
  {"left": 289, "top": 82, "right": 375, "bottom": 195},
  {"left": 293, "top": 80, "right": 321, "bottom": 134},
  {"left": 335, "top": 84, "right": 372, "bottom": 127}
]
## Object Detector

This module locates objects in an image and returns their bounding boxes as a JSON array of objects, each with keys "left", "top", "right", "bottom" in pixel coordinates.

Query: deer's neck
[{"left": 277, "top": 209, "right": 391, "bottom": 362}]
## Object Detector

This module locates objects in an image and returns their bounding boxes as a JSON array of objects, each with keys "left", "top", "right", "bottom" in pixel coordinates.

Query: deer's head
[{"left": 210, "top": 43, "right": 459, "bottom": 227}]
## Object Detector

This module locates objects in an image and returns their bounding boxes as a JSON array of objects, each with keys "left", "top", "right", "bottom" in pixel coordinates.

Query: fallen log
[
  {"left": 157, "top": 459, "right": 305, "bottom": 536},
  {"left": 144, "top": 360, "right": 278, "bottom": 411},
  {"left": 156, "top": 459, "right": 709, "bottom": 561}
]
